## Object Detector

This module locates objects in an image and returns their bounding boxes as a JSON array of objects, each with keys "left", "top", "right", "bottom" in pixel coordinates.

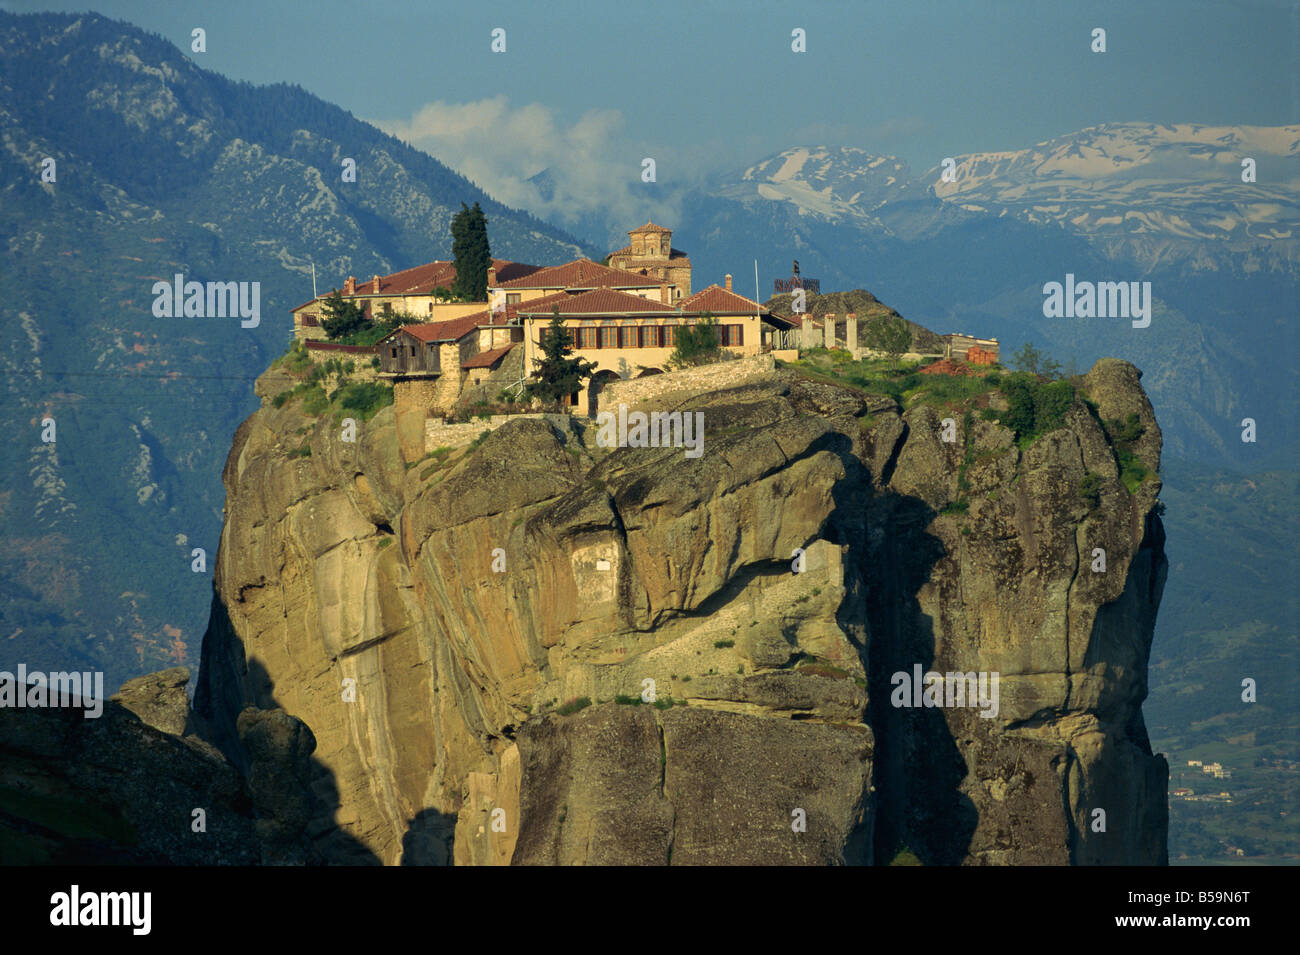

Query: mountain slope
[{"left": 0, "top": 11, "right": 594, "bottom": 691}]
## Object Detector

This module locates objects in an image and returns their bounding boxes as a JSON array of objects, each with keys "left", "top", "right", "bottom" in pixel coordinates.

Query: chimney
[
  {"left": 487, "top": 265, "right": 497, "bottom": 287},
  {"left": 372, "top": 274, "right": 382, "bottom": 294},
  {"left": 725, "top": 273, "right": 732, "bottom": 292},
  {"left": 343, "top": 276, "right": 356, "bottom": 295}
]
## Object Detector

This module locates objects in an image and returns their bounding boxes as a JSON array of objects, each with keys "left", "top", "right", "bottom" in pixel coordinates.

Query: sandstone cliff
[{"left": 190, "top": 357, "right": 1168, "bottom": 865}]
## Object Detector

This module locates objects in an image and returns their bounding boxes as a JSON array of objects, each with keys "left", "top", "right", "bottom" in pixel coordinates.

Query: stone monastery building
[{"left": 292, "top": 223, "right": 795, "bottom": 414}]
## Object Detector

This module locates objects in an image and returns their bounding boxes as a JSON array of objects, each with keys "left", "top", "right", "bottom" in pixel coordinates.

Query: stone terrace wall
[
  {"left": 303, "top": 342, "right": 381, "bottom": 382},
  {"left": 596, "top": 354, "right": 776, "bottom": 414},
  {"left": 425, "top": 413, "right": 575, "bottom": 453}
]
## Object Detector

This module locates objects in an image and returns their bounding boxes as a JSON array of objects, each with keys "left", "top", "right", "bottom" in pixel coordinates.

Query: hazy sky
[{"left": 6, "top": 0, "right": 1296, "bottom": 229}]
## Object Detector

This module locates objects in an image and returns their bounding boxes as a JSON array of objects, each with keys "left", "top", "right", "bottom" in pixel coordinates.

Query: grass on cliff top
[
  {"left": 273, "top": 378, "right": 393, "bottom": 422},
  {"left": 793, "top": 353, "right": 1158, "bottom": 491},
  {"left": 271, "top": 343, "right": 393, "bottom": 422},
  {"left": 785, "top": 351, "right": 999, "bottom": 412}
]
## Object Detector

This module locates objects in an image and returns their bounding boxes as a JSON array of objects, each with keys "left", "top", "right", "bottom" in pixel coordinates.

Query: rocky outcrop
[
  {"left": 0, "top": 667, "right": 370, "bottom": 864},
  {"left": 191, "top": 359, "right": 1168, "bottom": 865}
]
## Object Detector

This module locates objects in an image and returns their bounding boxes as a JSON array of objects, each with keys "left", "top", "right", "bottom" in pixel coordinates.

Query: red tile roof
[
  {"left": 515, "top": 288, "right": 678, "bottom": 317},
  {"left": 679, "top": 284, "right": 766, "bottom": 315},
  {"left": 461, "top": 343, "right": 515, "bottom": 369},
  {"left": 630, "top": 222, "right": 672, "bottom": 234},
  {"left": 389, "top": 323, "right": 451, "bottom": 344},
  {"left": 388, "top": 291, "right": 576, "bottom": 343},
  {"left": 292, "top": 258, "right": 541, "bottom": 310},
  {"left": 494, "top": 258, "right": 665, "bottom": 291},
  {"left": 367, "top": 257, "right": 537, "bottom": 296}
]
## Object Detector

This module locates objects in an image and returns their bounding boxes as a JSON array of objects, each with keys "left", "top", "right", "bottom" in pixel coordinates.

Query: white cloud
[{"left": 373, "top": 96, "right": 683, "bottom": 240}]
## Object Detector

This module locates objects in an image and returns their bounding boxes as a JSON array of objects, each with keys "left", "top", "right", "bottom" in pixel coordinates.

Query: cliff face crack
[
  {"left": 334, "top": 628, "right": 401, "bottom": 660},
  {"left": 878, "top": 419, "right": 909, "bottom": 486}
]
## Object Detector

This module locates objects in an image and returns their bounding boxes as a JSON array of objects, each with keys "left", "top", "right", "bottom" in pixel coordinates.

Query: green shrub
[
  {"left": 334, "top": 381, "right": 394, "bottom": 421},
  {"left": 1104, "top": 413, "right": 1153, "bottom": 493},
  {"left": 1119, "top": 450, "right": 1152, "bottom": 492},
  {"left": 669, "top": 314, "right": 723, "bottom": 369},
  {"left": 614, "top": 694, "right": 642, "bottom": 705},
  {"left": 997, "top": 374, "right": 1075, "bottom": 441},
  {"left": 1035, "top": 380, "right": 1075, "bottom": 432},
  {"left": 713, "top": 639, "right": 735, "bottom": 648},
  {"left": 555, "top": 696, "right": 591, "bottom": 716},
  {"left": 300, "top": 384, "right": 330, "bottom": 416},
  {"left": 889, "top": 846, "right": 923, "bottom": 866}
]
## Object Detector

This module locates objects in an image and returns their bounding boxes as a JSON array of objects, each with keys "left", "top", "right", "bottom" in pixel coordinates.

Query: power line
[{"left": 4, "top": 368, "right": 265, "bottom": 382}]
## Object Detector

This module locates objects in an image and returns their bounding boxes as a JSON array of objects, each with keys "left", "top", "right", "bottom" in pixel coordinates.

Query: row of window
[{"left": 571, "top": 324, "right": 745, "bottom": 349}]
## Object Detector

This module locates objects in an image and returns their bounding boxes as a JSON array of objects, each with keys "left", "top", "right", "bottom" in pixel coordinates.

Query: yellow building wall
[
  {"left": 520, "top": 314, "right": 763, "bottom": 406},
  {"left": 292, "top": 297, "right": 487, "bottom": 341}
]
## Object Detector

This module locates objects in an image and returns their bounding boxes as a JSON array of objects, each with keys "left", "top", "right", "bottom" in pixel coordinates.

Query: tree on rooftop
[
  {"left": 320, "top": 289, "right": 369, "bottom": 340},
  {"left": 526, "top": 310, "right": 596, "bottom": 411},
  {"left": 451, "top": 201, "right": 491, "bottom": 302}
]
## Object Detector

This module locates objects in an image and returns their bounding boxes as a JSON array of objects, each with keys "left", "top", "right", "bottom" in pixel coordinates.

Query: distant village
[{"left": 289, "top": 221, "right": 999, "bottom": 420}]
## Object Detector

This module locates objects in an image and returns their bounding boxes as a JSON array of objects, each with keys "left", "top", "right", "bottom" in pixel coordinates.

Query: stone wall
[
  {"left": 425, "top": 413, "right": 575, "bottom": 453},
  {"left": 596, "top": 353, "right": 776, "bottom": 414},
  {"left": 456, "top": 347, "right": 525, "bottom": 411},
  {"left": 394, "top": 378, "right": 441, "bottom": 461}
]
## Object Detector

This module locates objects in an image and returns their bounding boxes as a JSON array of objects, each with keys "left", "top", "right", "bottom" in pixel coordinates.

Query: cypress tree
[
  {"left": 526, "top": 310, "right": 596, "bottom": 410},
  {"left": 451, "top": 201, "right": 491, "bottom": 301}
]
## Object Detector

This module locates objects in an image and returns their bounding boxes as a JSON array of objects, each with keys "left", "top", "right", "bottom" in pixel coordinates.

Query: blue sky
[{"left": 6, "top": 0, "right": 1296, "bottom": 235}]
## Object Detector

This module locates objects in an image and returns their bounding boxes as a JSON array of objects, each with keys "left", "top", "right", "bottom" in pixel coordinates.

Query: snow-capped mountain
[
  {"left": 714, "top": 124, "right": 1300, "bottom": 275},
  {"left": 929, "top": 123, "right": 1299, "bottom": 272},
  {"left": 675, "top": 124, "right": 1298, "bottom": 469},
  {"left": 721, "top": 147, "right": 926, "bottom": 228}
]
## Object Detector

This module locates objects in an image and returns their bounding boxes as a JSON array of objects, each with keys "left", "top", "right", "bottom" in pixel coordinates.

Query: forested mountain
[{"left": 0, "top": 11, "right": 592, "bottom": 691}]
